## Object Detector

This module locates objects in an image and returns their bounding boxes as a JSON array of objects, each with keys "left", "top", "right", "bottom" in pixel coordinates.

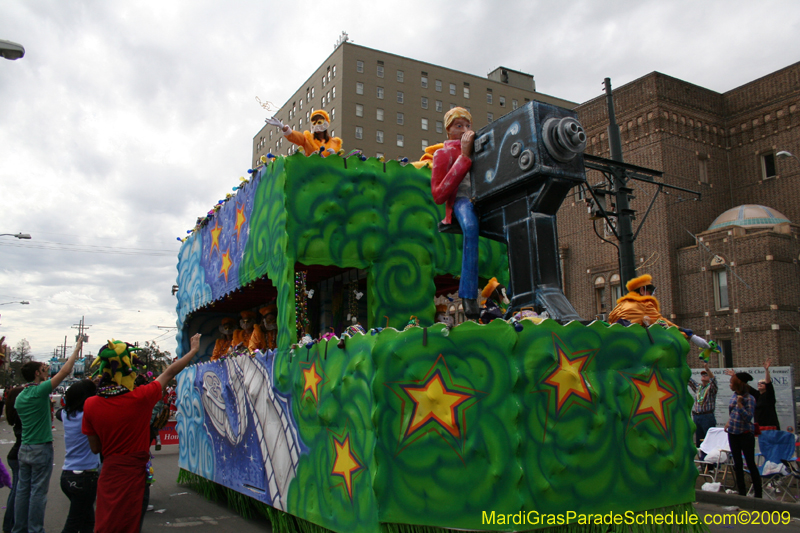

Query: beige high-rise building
[{"left": 252, "top": 41, "right": 575, "bottom": 166}]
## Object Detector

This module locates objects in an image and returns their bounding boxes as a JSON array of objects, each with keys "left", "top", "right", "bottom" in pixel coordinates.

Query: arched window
[
  {"left": 610, "top": 273, "right": 621, "bottom": 302},
  {"left": 594, "top": 276, "right": 606, "bottom": 315},
  {"left": 711, "top": 256, "right": 729, "bottom": 310}
]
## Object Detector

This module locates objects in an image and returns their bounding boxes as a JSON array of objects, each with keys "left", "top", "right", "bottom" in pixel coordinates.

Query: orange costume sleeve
[
  {"left": 284, "top": 130, "right": 342, "bottom": 157},
  {"left": 231, "top": 329, "right": 253, "bottom": 347},
  {"left": 248, "top": 324, "right": 266, "bottom": 352},
  {"left": 211, "top": 338, "right": 231, "bottom": 361}
]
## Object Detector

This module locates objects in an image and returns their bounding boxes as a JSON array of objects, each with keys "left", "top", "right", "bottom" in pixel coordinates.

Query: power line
[{"left": 0, "top": 241, "right": 175, "bottom": 257}]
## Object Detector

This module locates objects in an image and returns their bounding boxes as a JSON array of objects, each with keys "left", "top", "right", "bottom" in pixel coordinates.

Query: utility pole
[
  {"left": 71, "top": 316, "right": 91, "bottom": 358},
  {"left": 583, "top": 78, "right": 701, "bottom": 291},
  {"left": 604, "top": 78, "right": 637, "bottom": 288}
]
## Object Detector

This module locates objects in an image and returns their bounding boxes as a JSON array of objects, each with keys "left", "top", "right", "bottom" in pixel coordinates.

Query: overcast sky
[{"left": 1, "top": 0, "right": 798, "bottom": 361}]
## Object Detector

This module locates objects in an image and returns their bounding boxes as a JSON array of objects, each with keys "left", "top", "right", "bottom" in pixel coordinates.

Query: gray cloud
[{"left": 1, "top": 0, "right": 798, "bottom": 357}]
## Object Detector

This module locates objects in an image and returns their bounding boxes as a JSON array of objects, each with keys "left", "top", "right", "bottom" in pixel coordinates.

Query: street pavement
[{"left": 1, "top": 414, "right": 799, "bottom": 532}]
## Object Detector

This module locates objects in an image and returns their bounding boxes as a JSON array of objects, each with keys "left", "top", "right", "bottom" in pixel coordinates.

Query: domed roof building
[{"left": 708, "top": 205, "right": 790, "bottom": 232}]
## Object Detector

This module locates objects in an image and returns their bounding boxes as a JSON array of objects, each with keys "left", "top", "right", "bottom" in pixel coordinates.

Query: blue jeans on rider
[
  {"left": 13, "top": 443, "right": 54, "bottom": 533},
  {"left": 453, "top": 197, "right": 478, "bottom": 300}
]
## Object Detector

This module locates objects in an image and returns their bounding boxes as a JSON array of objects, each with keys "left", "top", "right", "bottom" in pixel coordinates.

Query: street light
[
  {"left": 0, "top": 40, "right": 25, "bottom": 61},
  {"left": 0, "top": 301, "right": 29, "bottom": 306},
  {"left": 776, "top": 151, "right": 799, "bottom": 165},
  {"left": 0, "top": 233, "right": 31, "bottom": 239}
]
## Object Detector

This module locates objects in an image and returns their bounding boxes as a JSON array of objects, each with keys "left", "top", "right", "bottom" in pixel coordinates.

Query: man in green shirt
[{"left": 12, "top": 337, "right": 82, "bottom": 533}]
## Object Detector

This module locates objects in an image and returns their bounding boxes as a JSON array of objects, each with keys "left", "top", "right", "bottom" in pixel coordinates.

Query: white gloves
[{"left": 265, "top": 117, "right": 289, "bottom": 134}]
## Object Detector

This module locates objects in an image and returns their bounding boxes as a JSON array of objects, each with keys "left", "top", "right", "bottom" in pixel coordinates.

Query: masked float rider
[{"left": 265, "top": 110, "right": 342, "bottom": 157}]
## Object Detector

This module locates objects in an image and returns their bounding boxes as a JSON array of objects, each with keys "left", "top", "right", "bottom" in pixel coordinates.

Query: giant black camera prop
[{"left": 468, "top": 100, "right": 587, "bottom": 321}]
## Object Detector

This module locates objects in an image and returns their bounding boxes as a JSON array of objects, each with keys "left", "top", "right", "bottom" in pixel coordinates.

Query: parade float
[{"left": 174, "top": 101, "right": 699, "bottom": 532}]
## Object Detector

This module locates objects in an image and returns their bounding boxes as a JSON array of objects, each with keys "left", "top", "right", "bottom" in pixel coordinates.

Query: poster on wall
[{"left": 689, "top": 366, "right": 795, "bottom": 431}]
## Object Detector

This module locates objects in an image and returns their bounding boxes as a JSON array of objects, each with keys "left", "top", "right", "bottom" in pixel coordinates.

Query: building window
[
  {"left": 322, "top": 76, "right": 326, "bottom": 87},
  {"left": 436, "top": 120, "right": 443, "bottom": 134},
  {"left": 376, "top": 130, "right": 384, "bottom": 143},
  {"left": 356, "top": 83, "right": 363, "bottom": 95},
  {"left": 327, "top": 70, "right": 331, "bottom": 82},
  {"left": 610, "top": 274, "right": 621, "bottom": 302},
  {"left": 355, "top": 127, "right": 363, "bottom": 140},
  {"left": 332, "top": 86, "right": 336, "bottom": 99},
  {"left": 450, "top": 103, "right": 456, "bottom": 110},
  {"left": 299, "top": 99, "right": 303, "bottom": 110},
  {"left": 449, "top": 83, "right": 456, "bottom": 95},
  {"left": 421, "top": 118, "right": 428, "bottom": 130},
  {"left": 487, "top": 112, "right": 493, "bottom": 122},
  {"left": 306, "top": 89, "right": 310, "bottom": 102},
  {"left": 376, "top": 108, "right": 384, "bottom": 121},
  {"left": 321, "top": 96, "right": 325, "bottom": 108},
  {"left": 487, "top": 92, "right": 493, "bottom": 104},
  {"left": 698, "top": 155, "right": 709, "bottom": 183},
  {"left": 499, "top": 96, "right": 506, "bottom": 107},
  {"left": 356, "top": 104, "right": 364, "bottom": 117},
  {"left": 377, "top": 87, "right": 384, "bottom": 99},
  {"left": 397, "top": 134, "right": 404, "bottom": 147},
  {"left": 594, "top": 276, "right": 606, "bottom": 316},
  {"left": 377, "top": 65, "right": 384, "bottom": 78},
  {"left": 397, "top": 70, "right": 404, "bottom": 82},
  {"left": 330, "top": 108, "right": 335, "bottom": 121},
  {"left": 463, "top": 86, "right": 470, "bottom": 99},
  {"left": 421, "top": 97, "right": 428, "bottom": 109},
  {"left": 435, "top": 100, "right": 443, "bottom": 113},
  {"left": 299, "top": 118, "right": 303, "bottom": 128},
  {"left": 397, "top": 112, "right": 404, "bottom": 125},
  {"left": 761, "top": 152, "right": 777, "bottom": 179},
  {"left": 306, "top": 111, "right": 310, "bottom": 121},
  {"left": 435, "top": 79, "right": 442, "bottom": 92},
  {"left": 397, "top": 91, "right": 404, "bottom": 104},
  {"left": 376, "top": 152, "right": 384, "bottom": 159},
  {"left": 311, "top": 87, "right": 315, "bottom": 98},
  {"left": 712, "top": 258, "right": 729, "bottom": 310},
  {"left": 356, "top": 60, "right": 364, "bottom": 73},
  {"left": 512, "top": 99, "right": 518, "bottom": 110},
  {"left": 332, "top": 65, "right": 336, "bottom": 77},
  {"left": 330, "top": 129, "right": 335, "bottom": 137},
  {"left": 269, "top": 130, "right": 273, "bottom": 140},
  {"left": 421, "top": 75, "right": 428, "bottom": 88},
  {"left": 422, "top": 139, "right": 428, "bottom": 150}
]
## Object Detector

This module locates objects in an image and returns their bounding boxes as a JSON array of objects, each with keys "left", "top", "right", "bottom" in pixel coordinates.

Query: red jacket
[{"left": 431, "top": 140, "right": 472, "bottom": 224}]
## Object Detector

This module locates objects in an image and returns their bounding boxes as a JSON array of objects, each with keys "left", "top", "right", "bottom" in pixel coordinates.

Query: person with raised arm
[{"left": 82, "top": 333, "right": 201, "bottom": 533}]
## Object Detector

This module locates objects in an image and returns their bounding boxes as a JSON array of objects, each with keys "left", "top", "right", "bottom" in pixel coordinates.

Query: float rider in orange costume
[
  {"left": 211, "top": 317, "right": 236, "bottom": 361},
  {"left": 231, "top": 311, "right": 258, "bottom": 348},
  {"left": 265, "top": 110, "right": 342, "bottom": 157},
  {"left": 608, "top": 274, "right": 710, "bottom": 348}
]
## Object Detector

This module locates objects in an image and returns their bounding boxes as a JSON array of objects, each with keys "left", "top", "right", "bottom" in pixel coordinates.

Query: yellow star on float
[
  {"left": 235, "top": 203, "right": 247, "bottom": 241},
  {"left": 543, "top": 345, "right": 592, "bottom": 412},
  {"left": 209, "top": 222, "right": 222, "bottom": 257},
  {"left": 632, "top": 373, "right": 672, "bottom": 430},
  {"left": 219, "top": 250, "right": 233, "bottom": 283},
  {"left": 302, "top": 362, "right": 323, "bottom": 402},
  {"left": 331, "top": 435, "right": 362, "bottom": 500},
  {"left": 402, "top": 371, "right": 472, "bottom": 438}
]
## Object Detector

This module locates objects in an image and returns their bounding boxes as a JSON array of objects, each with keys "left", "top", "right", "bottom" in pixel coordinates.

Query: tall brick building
[{"left": 562, "top": 63, "right": 800, "bottom": 374}]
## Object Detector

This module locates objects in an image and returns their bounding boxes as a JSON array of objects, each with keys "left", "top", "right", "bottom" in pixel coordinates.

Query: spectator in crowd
[
  {"left": 688, "top": 360, "right": 718, "bottom": 448},
  {"left": 12, "top": 338, "right": 82, "bottom": 533},
  {"left": 3, "top": 386, "right": 24, "bottom": 533},
  {"left": 83, "top": 333, "right": 201, "bottom": 533},
  {"left": 725, "top": 372, "right": 762, "bottom": 498},
  {"left": 57, "top": 380, "right": 100, "bottom": 533}
]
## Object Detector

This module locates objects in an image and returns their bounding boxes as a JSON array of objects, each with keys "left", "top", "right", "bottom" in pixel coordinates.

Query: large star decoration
[
  {"left": 385, "top": 354, "right": 484, "bottom": 460},
  {"left": 330, "top": 433, "right": 363, "bottom": 500},
  {"left": 209, "top": 221, "right": 222, "bottom": 257},
  {"left": 235, "top": 202, "right": 247, "bottom": 241},
  {"left": 542, "top": 342, "right": 594, "bottom": 413},
  {"left": 301, "top": 361, "right": 323, "bottom": 402},
  {"left": 219, "top": 250, "right": 233, "bottom": 283},
  {"left": 402, "top": 371, "right": 472, "bottom": 439},
  {"left": 630, "top": 372, "right": 675, "bottom": 432}
]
